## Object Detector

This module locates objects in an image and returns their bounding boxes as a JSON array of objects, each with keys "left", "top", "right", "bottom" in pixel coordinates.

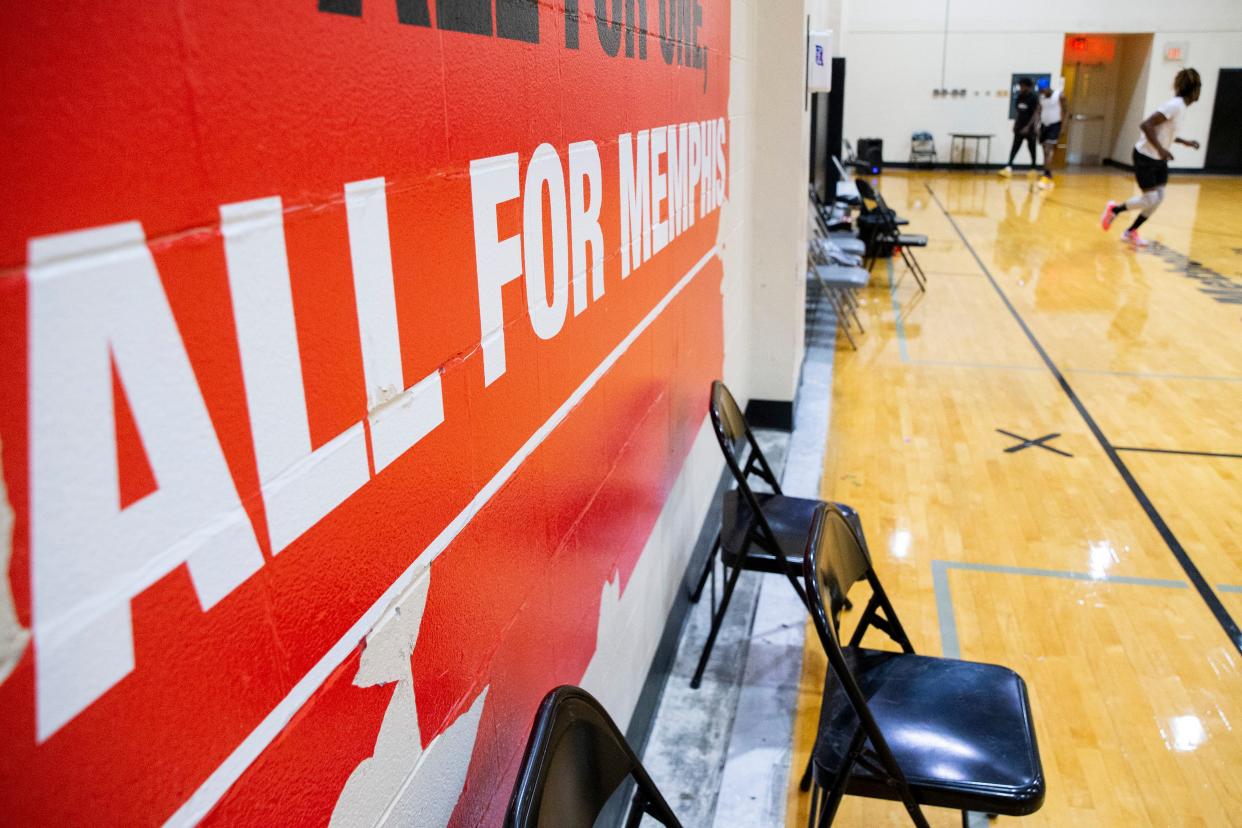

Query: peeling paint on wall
[
  {"left": 0, "top": 435, "right": 30, "bottom": 685},
  {"left": 579, "top": 420, "right": 717, "bottom": 731},
  {"left": 331, "top": 572, "right": 487, "bottom": 828}
]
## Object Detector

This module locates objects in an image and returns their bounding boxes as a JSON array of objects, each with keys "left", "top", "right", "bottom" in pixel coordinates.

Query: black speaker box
[{"left": 856, "top": 138, "right": 883, "bottom": 174}]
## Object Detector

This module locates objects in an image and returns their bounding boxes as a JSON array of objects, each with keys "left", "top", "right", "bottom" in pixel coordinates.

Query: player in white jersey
[
  {"left": 1101, "top": 68, "right": 1202, "bottom": 247},
  {"left": 1037, "top": 85, "right": 1067, "bottom": 189}
]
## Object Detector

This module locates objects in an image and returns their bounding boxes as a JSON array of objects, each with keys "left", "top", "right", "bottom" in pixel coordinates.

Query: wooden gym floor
[{"left": 787, "top": 170, "right": 1242, "bottom": 826}]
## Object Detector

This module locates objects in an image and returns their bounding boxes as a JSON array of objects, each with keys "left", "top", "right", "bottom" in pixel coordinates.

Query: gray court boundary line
[
  {"left": 931, "top": 560, "right": 1190, "bottom": 659},
  {"left": 1219, "top": 584, "right": 1242, "bottom": 594},
  {"left": 1114, "top": 446, "right": 1242, "bottom": 461},
  {"left": 926, "top": 183, "right": 1242, "bottom": 656}
]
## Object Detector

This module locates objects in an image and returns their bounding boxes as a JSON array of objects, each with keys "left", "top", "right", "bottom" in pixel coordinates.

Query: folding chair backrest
[
  {"left": 853, "top": 177, "right": 876, "bottom": 203},
  {"left": 710, "top": 379, "right": 748, "bottom": 457},
  {"left": 505, "top": 686, "right": 680, "bottom": 828},
  {"left": 871, "top": 190, "right": 903, "bottom": 235},
  {"left": 801, "top": 505, "right": 931, "bottom": 826},
  {"left": 805, "top": 504, "right": 873, "bottom": 634},
  {"left": 709, "top": 380, "right": 782, "bottom": 496},
  {"left": 852, "top": 178, "right": 882, "bottom": 219}
]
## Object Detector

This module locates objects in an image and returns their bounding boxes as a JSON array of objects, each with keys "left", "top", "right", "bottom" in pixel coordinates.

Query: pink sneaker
[
  {"left": 1101, "top": 201, "right": 1118, "bottom": 230},
  {"left": 1121, "top": 229, "right": 1149, "bottom": 248}
]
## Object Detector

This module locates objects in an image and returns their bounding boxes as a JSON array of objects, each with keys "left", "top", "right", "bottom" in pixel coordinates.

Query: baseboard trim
[{"left": 744, "top": 398, "right": 794, "bottom": 432}]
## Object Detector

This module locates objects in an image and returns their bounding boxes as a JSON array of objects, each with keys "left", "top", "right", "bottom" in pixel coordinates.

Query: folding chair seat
[
  {"left": 828, "top": 233, "right": 866, "bottom": 256},
  {"left": 815, "top": 651, "right": 1042, "bottom": 816},
  {"left": 687, "top": 380, "right": 820, "bottom": 688},
  {"left": 799, "top": 504, "right": 1045, "bottom": 828},
  {"left": 720, "top": 489, "right": 820, "bottom": 574},
  {"left": 506, "top": 686, "right": 681, "bottom": 828},
  {"left": 812, "top": 263, "right": 868, "bottom": 289}
]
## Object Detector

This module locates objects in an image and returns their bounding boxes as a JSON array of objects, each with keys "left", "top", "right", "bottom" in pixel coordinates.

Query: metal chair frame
[
  {"left": 909, "top": 131, "right": 939, "bottom": 167},
  {"left": 687, "top": 381, "right": 813, "bottom": 688},
  {"left": 854, "top": 179, "right": 928, "bottom": 292},
  {"left": 505, "top": 685, "right": 682, "bottom": 828},
  {"left": 799, "top": 504, "right": 1044, "bottom": 828}
]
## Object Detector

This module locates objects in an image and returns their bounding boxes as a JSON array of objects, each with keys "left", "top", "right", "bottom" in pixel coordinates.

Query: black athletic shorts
[
  {"left": 1039, "top": 122, "right": 1061, "bottom": 143},
  {"left": 1132, "top": 147, "right": 1168, "bottom": 190}
]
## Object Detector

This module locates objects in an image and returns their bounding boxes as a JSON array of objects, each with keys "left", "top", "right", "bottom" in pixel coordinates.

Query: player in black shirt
[{"left": 999, "top": 78, "right": 1039, "bottom": 177}]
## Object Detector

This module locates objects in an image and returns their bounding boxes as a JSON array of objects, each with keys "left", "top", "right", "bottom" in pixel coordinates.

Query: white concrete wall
[
  {"left": 722, "top": 0, "right": 827, "bottom": 407},
  {"left": 839, "top": 0, "right": 1242, "bottom": 168},
  {"left": 720, "top": 0, "right": 759, "bottom": 405},
  {"left": 1138, "top": 31, "right": 1242, "bottom": 168},
  {"left": 1109, "top": 35, "right": 1155, "bottom": 164}
]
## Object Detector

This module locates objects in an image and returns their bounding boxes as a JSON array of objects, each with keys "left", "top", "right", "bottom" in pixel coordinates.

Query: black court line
[
  {"left": 927, "top": 183, "right": 1242, "bottom": 655},
  {"left": 1115, "top": 446, "right": 1242, "bottom": 461}
]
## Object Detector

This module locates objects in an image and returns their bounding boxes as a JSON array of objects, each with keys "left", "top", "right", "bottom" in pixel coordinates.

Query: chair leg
[
  {"left": 806, "top": 781, "right": 821, "bottom": 828},
  {"left": 688, "top": 533, "right": 720, "bottom": 603},
  {"left": 831, "top": 290, "right": 854, "bottom": 332},
  {"left": 624, "top": 791, "right": 646, "bottom": 828},
  {"left": 690, "top": 563, "right": 744, "bottom": 688},
  {"left": 848, "top": 291, "right": 865, "bottom": 333},
  {"left": 834, "top": 294, "right": 858, "bottom": 350},
  {"left": 901, "top": 246, "right": 927, "bottom": 292},
  {"left": 817, "top": 780, "right": 845, "bottom": 828}
]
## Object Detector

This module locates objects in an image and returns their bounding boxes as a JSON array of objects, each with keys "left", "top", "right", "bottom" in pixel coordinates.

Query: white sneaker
[
  {"left": 1121, "top": 230, "right": 1149, "bottom": 248},
  {"left": 998, "top": 166, "right": 1013, "bottom": 178}
]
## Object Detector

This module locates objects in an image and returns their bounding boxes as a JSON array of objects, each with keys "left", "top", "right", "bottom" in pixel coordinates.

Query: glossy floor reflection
[{"left": 787, "top": 169, "right": 1242, "bottom": 827}]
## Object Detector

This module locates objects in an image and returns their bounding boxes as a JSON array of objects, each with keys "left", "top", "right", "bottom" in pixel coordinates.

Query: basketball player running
[
  {"left": 1101, "top": 68, "right": 1202, "bottom": 247},
  {"left": 1037, "top": 85, "right": 1067, "bottom": 189},
  {"left": 999, "top": 78, "right": 1039, "bottom": 177}
]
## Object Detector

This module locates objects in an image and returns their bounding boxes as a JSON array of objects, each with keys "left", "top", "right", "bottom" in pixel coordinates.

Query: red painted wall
[{"left": 0, "top": 1, "right": 729, "bottom": 824}]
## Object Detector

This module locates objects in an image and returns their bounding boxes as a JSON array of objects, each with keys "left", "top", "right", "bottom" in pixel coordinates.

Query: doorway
[
  {"left": 1206, "top": 68, "right": 1242, "bottom": 171},
  {"left": 1064, "top": 63, "right": 1110, "bottom": 164},
  {"left": 1061, "top": 34, "right": 1119, "bottom": 166}
]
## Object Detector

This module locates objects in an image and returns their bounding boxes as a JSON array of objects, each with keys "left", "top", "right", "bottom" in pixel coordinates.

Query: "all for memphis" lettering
[
  {"left": 24, "top": 115, "right": 725, "bottom": 742},
  {"left": 470, "top": 118, "right": 726, "bottom": 385}
]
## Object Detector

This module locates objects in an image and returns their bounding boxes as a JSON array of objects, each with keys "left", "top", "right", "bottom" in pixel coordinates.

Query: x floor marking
[{"left": 996, "top": 428, "right": 1073, "bottom": 457}]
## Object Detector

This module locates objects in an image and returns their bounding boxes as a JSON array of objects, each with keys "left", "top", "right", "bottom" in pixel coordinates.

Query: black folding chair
[
  {"left": 800, "top": 503, "right": 1045, "bottom": 827},
  {"left": 505, "top": 686, "right": 681, "bottom": 828},
  {"left": 687, "top": 381, "right": 821, "bottom": 688},
  {"left": 853, "top": 179, "right": 928, "bottom": 291}
]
